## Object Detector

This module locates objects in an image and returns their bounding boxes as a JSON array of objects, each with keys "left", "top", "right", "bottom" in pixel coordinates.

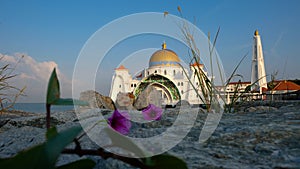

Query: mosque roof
[
  {"left": 149, "top": 42, "right": 181, "bottom": 67},
  {"left": 115, "top": 65, "right": 128, "bottom": 71}
]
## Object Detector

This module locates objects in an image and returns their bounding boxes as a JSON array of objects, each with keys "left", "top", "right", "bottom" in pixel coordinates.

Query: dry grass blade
[
  {"left": 177, "top": 8, "right": 255, "bottom": 113},
  {"left": 178, "top": 63, "right": 206, "bottom": 104},
  {"left": 225, "top": 53, "right": 248, "bottom": 86},
  {"left": 0, "top": 55, "right": 26, "bottom": 111}
]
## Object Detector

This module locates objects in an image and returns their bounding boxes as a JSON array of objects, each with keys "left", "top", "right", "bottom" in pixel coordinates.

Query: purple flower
[
  {"left": 142, "top": 104, "right": 163, "bottom": 121},
  {"left": 108, "top": 110, "right": 131, "bottom": 135}
]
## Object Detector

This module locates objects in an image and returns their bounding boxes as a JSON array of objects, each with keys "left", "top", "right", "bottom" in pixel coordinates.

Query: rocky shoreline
[{"left": 0, "top": 101, "right": 299, "bottom": 168}]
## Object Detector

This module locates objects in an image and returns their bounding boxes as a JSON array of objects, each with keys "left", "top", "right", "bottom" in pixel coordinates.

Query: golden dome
[
  {"left": 149, "top": 43, "right": 180, "bottom": 67},
  {"left": 254, "top": 29, "right": 259, "bottom": 36}
]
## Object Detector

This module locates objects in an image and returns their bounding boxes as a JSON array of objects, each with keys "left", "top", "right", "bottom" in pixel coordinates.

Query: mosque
[
  {"left": 110, "top": 30, "right": 299, "bottom": 105},
  {"left": 109, "top": 42, "right": 207, "bottom": 106}
]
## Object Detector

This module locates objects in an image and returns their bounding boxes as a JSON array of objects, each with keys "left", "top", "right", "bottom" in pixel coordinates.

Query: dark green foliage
[
  {"left": 147, "top": 154, "right": 188, "bottom": 169},
  {"left": 56, "top": 159, "right": 96, "bottom": 169},
  {"left": 46, "top": 68, "right": 88, "bottom": 106},
  {"left": 291, "top": 79, "right": 300, "bottom": 85},
  {"left": 46, "top": 68, "right": 60, "bottom": 105},
  {"left": 0, "top": 126, "right": 95, "bottom": 169}
]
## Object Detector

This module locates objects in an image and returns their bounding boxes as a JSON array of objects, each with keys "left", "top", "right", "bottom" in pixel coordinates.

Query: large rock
[
  {"left": 115, "top": 92, "right": 136, "bottom": 110},
  {"left": 134, "top": 85, "right": 162, "bottom": 110},
  {"left": 176, "top": 100, "right": 191, "bottom": 109},
  {"left": 79, "top": 90, "right": 115, "bottom": 110}
]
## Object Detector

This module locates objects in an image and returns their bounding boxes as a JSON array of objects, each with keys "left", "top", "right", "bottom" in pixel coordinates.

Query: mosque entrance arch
[{"left": 134, "top": 74, "right": 181, "bottom": 105}]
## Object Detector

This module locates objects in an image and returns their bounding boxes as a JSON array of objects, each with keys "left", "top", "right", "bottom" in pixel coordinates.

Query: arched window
[
  {"left": 154, "top": 70, "right": 157, "bottom": 74},
  {"left": 119, "top": 85, "right": 121, "bottom": 88},
  {"left": 131, "top": 84, "right": 133, "bottom": 87},
  {"left": 164, "top": 70, "right": 167, "bottom": 75},
  {"left": 178, "top": 82, "right": 180, "bottom": 86},
  {"left": 173, "top": 70, "right": 176, "bottom": 76},
  {"left": 181, "top": 82, "right": 183, "bottom": 86}
]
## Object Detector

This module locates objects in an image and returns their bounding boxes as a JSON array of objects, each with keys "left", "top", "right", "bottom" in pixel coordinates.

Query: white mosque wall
[{"left": 109, "top": 69, "right": 132, "bottom": 101}]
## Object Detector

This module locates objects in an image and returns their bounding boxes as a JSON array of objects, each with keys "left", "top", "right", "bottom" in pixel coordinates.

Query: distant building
[
  {"left": 109, "top": 42, "right": 208, "bottom": 106},
  {"left": 217, "top": 81, "right": 251, "bottom": 104},
  {"left": 226, "top": 81, "right": 251, "bottom": 93},
  {"left": 266, "top": 80, "right": 300, "bottom": 100},
  {"left": 219, "top": 80, "right": 300, "bottom": 103}
]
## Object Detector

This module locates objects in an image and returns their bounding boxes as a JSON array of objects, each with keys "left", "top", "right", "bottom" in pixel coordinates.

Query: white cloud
[
  {"left": 1, "top": 54, "right": 18, "bottom": 63},
  {"left": 0, "top": 53, "right": 72, "bottom": 103}
]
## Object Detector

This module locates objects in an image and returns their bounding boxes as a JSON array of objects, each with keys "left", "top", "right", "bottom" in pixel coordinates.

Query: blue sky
[{"left": 0, "top": 0, "right": 299, "bottom": 102}]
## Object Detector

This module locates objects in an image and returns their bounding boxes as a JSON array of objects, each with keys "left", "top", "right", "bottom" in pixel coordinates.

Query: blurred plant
[
  {"left": 108, "top": 110, "right": 132, "bottom": 135},
  {"left": 0, "top": 55, "right": 26, "bottom": 111}
]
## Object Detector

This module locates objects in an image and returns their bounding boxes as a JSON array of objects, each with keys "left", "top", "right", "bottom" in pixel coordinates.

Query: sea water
[{"left": 6, "top": 103, "right": 75, "bottom": 114}]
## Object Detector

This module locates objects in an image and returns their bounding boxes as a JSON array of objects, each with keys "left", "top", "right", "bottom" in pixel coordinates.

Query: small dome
[
  {"left": 115, "top": 65, "right": 128, "bottom": 71},
  {"left": 149, "top": 42, "right": 180, "bottom": 67},
  {"left": 254, "top": 29, "right": 259, "bottom": 36}
]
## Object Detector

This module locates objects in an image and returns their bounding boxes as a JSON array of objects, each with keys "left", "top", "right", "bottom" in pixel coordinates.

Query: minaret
[
  {"left": 251, "top": 29, "right": 267, "bottom": 93},
  {"left": 162, "top": 41, "right": 166, "bottom": 49}
]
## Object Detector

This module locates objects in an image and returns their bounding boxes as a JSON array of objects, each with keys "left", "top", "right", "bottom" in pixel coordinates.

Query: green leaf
[
  {"left": 56, "top": 159, "right": 95, "bottom": 169},
  {"left": 47, "top": 68, "right": 60, "bottom": 104},
  {"left": 46, "top": 68, "right": 89, "bottom": 106},
  {"left": 0, "top": 126, "right": 82, "bottom": 169},
  {"left": 45, "top": 126, "right": 82, "bottom": 167},
  {"left": 104, "top": 127, "right": 146, "bottom": 158},
  {"left": 148, "top": 154, "right": 188, "bottom": 169},
  {"left": 0, "top": 144, "right": 46, "bottom": 169},
  {"left": 46, "top": 127, "right": 58, "bottom": 140}
]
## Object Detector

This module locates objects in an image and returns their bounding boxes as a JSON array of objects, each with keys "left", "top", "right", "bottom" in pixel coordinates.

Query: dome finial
[
  {"left": 254, "top": 29, "right": 259, "bottom": 36},
  {"left": 162, "top": 41, "right": 166, "bottom": 49}
]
